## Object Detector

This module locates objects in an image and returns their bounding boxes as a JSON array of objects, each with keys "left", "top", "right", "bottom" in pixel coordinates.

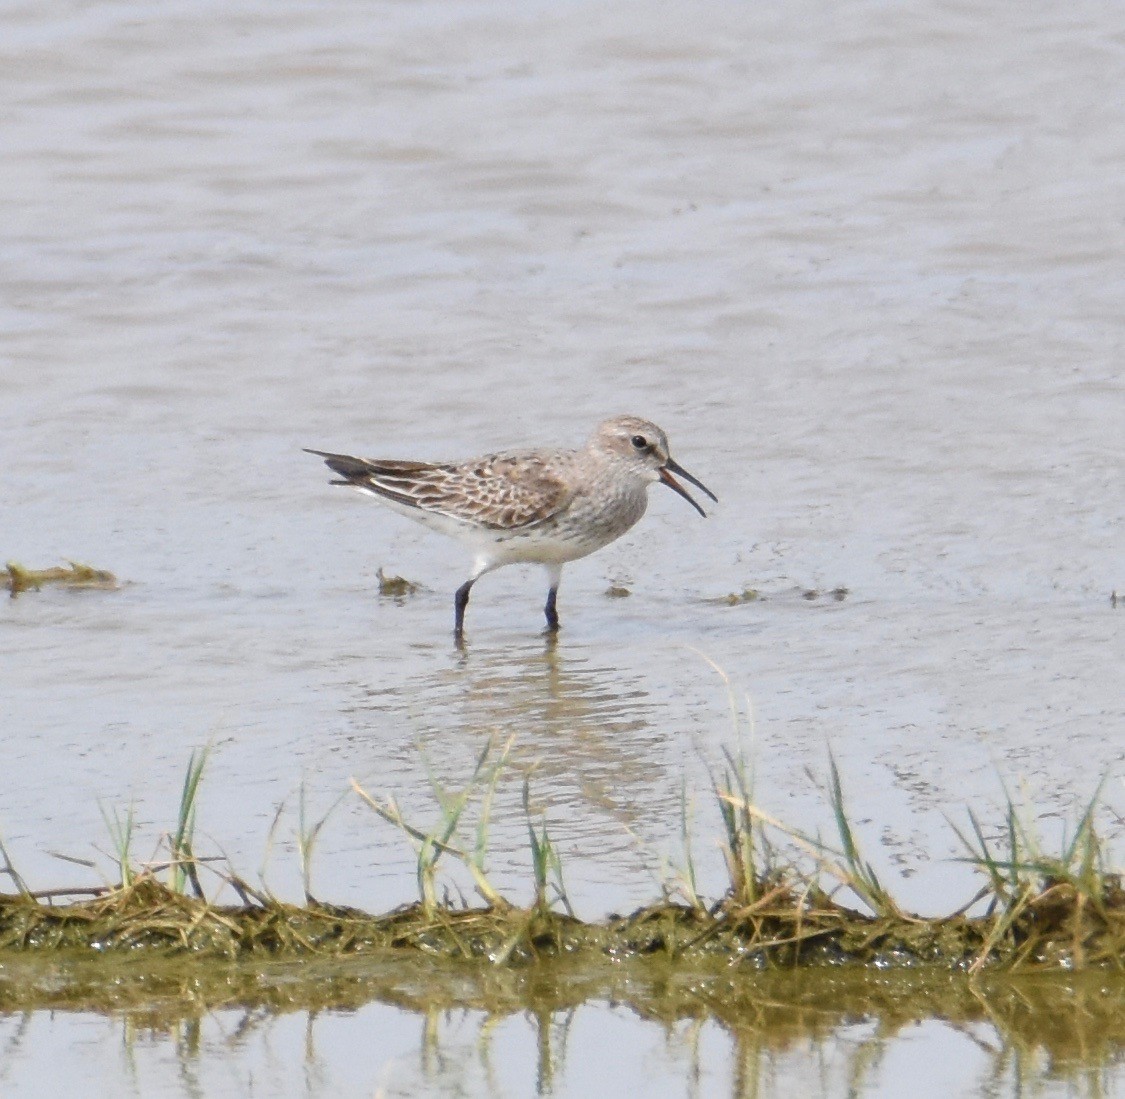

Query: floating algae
[
  {"left": 709, "top": 586, "right": 762, "bottom": 605},
  {"left": 707, "top": 585, "right": 851, "bottom": 606},
  {"left": 4, "top": 561, "right": 117, "bottom": 596},
  {"left": 376, "top": 567, "right": 419, "bottom": 598}
]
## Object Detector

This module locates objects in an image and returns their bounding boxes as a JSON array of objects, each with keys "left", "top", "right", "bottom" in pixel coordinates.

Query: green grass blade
[
  {"left": 170, "top": 746, "right": 209, "bottom": 896},
  {"left": 99, "top": 801, "right": 136, "bottom": 888}
]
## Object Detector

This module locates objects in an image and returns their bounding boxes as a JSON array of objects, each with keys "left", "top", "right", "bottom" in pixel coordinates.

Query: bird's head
[{"left": 591, "top": 416, "right": 717, "bottom": 517}]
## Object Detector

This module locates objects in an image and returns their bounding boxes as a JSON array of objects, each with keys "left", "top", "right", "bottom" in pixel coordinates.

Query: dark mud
[{"left": 2, "top": 876, "right": 1121, "bottom": 970}]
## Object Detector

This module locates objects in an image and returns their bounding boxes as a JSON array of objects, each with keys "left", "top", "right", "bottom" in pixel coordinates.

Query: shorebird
[{"left": 306, "top": 415, "right": 716, "bottom": 640}]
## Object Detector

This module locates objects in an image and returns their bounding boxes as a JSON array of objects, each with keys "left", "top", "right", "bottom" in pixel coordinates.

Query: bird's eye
[{"left": 631, "top": 435, "right": 649, "bottom": 450}]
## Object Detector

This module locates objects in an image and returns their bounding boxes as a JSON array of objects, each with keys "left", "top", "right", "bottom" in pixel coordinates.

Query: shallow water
[{"left": 1, "top": 0, "right": 1122, "bottom": 1093}]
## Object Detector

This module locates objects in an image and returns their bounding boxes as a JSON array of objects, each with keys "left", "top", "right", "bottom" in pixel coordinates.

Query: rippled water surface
[{"left": 2, "top": 0, "right": 1122, "bottom": 1094}]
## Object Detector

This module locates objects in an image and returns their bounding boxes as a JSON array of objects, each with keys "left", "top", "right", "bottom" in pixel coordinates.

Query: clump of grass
[
  {"left": 351, "top": 737, "right": 514, "bottom": 915},
  {"left": 948, "top": 778, "right": 1122, "bottom": 971},
  {"left": 99, "top": 802, "right": 137, "bottom": 890},
  {"left": 523, "top": 778, "right": 571, "bottom": 916},
  {"left": 0, "top": 746, "right": 1120, "bottom": 970},
  {"left": 714, "top": 747, "right": 763, "bottom": 906},
  {"left": 822, "top": 752, "right": 902, "bottom": 918},
  {"left": 662, "top": 778, "right": 705, "bottom": 912},
  {"left": 708, "top": 749, "right": 903, "bottom": 920},
  {"left": 4, "top": 561, "right": 117, "bottom": 596}
]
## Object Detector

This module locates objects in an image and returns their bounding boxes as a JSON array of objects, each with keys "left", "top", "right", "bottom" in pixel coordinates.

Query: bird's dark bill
[{"left": 659, "top": 458, "right": 716, "bottom": 518}]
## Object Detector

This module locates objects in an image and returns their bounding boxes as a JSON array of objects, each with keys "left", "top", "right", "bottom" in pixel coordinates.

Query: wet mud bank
[{"left": 2, "top": 874, "right": 1122, "bottom": 973}]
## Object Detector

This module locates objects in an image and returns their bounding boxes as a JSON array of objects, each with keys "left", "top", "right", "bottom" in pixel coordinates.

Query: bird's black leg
[
  {"left": 454, "top": 579, "right": 474, "bottom": 640},
  {"left": 544, "top": 585, "right": 559, "bottom": 633}
]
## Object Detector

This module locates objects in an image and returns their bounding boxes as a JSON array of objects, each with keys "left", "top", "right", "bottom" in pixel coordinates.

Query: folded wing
[{"left": 305, "top": 449, "right": 573, "bottom": 530}]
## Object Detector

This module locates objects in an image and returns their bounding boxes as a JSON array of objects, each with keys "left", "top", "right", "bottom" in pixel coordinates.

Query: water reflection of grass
[
  {"left": 0, "top": 957, "right": 1120, "bottom": 1094},
  {"left": 1, "top": 743, "right": 1120, "bottom": 972}
]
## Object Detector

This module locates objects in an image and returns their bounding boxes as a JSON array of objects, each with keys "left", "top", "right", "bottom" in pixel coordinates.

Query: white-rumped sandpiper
[{"left": 307, "top": 415, "right": 716, "bottom": 639}]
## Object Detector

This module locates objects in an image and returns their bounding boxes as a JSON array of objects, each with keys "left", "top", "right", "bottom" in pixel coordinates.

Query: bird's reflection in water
[{"left": 346, "top": 633, "right": 681, "bottom": 883}]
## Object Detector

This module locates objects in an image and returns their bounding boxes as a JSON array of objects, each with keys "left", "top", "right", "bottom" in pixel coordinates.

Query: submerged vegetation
[
  {"left": 1, "top": 743, "right": 1121, "bottom": 972},
  {"left": 4, "top": 560, "right": 117, "bottom": 595}
]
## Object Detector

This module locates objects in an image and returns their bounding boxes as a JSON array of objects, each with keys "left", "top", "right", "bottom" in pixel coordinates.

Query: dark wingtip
[{"left": 305, "top": 447, "right": 371, "bottom": 482}]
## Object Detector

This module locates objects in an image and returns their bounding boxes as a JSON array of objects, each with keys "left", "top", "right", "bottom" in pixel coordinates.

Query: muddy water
[{"left": 1, "top": 0, "right": 1122, "bottom": 1093}]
